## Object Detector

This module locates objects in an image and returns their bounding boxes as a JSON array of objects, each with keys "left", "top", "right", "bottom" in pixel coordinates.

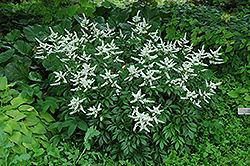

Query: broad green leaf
[
  {"left": 5, "top": 29, "right": 21, "bottom": 42},
  {"left": 68, "top": 124, "right": 77, "bottom": 137},
  {"left": 244, "top": 95, "right": 250, "bottom": 101},
  {"left": 39, "top": 112, "right": 55, "bottom": 123},
  {"left": 5, "top": 62, "right": 29, "bottom": 83},
  {"left": 17, "top": 84, "right": 34, "bottom": 98},
  {"left": 2, "top": 95, "right": 13, "bottom": 104},
  {"left": 11, "top": 94, "right": 28, "bottom": 107},
  {"left": 21, "top": 134, "right": 33, "bottom": 144},
  {"left": 12, "top": 55, "right": 32, "bottom": 67},
  {"left": 28, "top": 72, "right": 42, "bottom": 82},
  {"left": 33, "top": 148, "right": 45, "bottom": 157},
  {"left": 224, "top": 32, "right": 234, "bottom": 39},
  {"left": 4, "top": 123, "right": 12, "bottom": 135},
  {"left": 23, "top": 24, "right": 47, "bottom": 42},
  {"left": 0, "top": 114, "right": 9, "bottom": 121},
  {"left": 9, "top": 131, "right": 22, "bottom": 145},
  {"left": 0, "top": 77, "right": 7, "bottom": 90},
  {"left": 188, "top": 129, "right": 194, "bottom": 139},
  {"left": 12, "top": 144, "right": 26, "bottom": 154},
  {"left": 77, "top": 121, "right": 87, "bottom": 131},
  {"left": 66, "top": 5, "right": 78, "bottom": 17},
  {"left": 24, "top": 113, "right": 40, "bottom": 126},
  {"left": 53, "top": 19, "right": 72, "bottom": 35},
  {"left": 79, "top": 0, "right": 94, "bottom": 7},
  {"left": 14, "top": 40, "right": 31, "bottom": 55},
  {"left": 20, "top": 121, "right": 31, "bottom": 136},
  {"left": 6, "top": 120, "right": 20, "bottom": 131},
  {"left": 19, "top": 105, "right": 35, "bottom": 112},
  {"left": 227, "top": 91, "right": 239, "bottom": 98},
  {"left": 84, "top": 126, "right": 100, "bottom": 142},
  {"left": 0, "top": 49, "right": 15, "bottom": 63},
  {"left": 11, "top": 154, "right": 30, "bottom": 164},
  {"left": 30, "top": 122, "right": 47, "bottom": 134},
  {"left": 38, "top": 139, "right": 50, "bottom": 148},
  {"left": 225, "top": 45, "right": 233, "bottom": 53},
  {"left": 6, "top": 109, "right": 26, "bottom": 121},
  {"left": 175, "top": 141, "right": 179, "bottom": 150}
]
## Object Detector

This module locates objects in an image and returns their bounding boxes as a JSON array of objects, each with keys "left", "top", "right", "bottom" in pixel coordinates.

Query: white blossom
[
  {"left": 51, "top": 71, "right": 67, "bottom": 86},
  {"left": 69, "top": 97, "right": 86, "bottom": 114},
  {"left": 129, "top": 106, "right": 153, "bottom": 132},
  {"left": 86, "top": 103, "right": 102, "bottom": 118}
]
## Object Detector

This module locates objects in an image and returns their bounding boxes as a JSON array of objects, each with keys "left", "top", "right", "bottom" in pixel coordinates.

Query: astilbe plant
[{"left": 35, "top": 11, "right": 224, "bottom": 164}]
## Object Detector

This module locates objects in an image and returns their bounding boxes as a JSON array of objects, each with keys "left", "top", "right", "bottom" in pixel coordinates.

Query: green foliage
[
  {"left": 1, "top": 1, "right": 250, "bottom": 165},
  {"left": 0, "top": 77, "right": 55, "bottom": 164},
  {"left": 159, "top": 3, "right": 250, "bottom": 78},
  {"left": 35, "top": 6, "right": 225, "bottom": 164}
]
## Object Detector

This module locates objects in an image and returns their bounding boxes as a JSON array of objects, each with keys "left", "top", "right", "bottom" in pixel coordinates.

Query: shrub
[{"left": 34, "top": 10, "right": 225, "bottom": 164}]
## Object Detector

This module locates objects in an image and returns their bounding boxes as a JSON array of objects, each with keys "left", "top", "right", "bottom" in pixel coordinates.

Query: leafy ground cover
[{"left": 1, "top": 0, "right": 250, "bottom": 165}]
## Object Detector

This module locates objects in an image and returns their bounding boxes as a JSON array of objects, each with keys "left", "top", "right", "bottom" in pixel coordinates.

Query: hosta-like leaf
[
  {"left": 0, "top": 77, "right": 7, "bottom": 90},
  {"left": 5, "top": 29, "right": 21, "bottom": 42},
  {"left": 5, "top": 62, "right": 29, "bottom": 83},
  {"left": 30, "top": 122, "right": 47, "bottom": 134},
  {"left": 9, "top": 131, "right": 22, "bottom": 145},
  {"left": 14, "top": 40, "right": 31, "bottom": 55},
  {"left": 23, "top": 24, "right": 48, "bottom": 42},
  {"left": 0, "top": 49, "right": 15, "bottom": 63},
  {"left": 11, "top": 94, "right": 28, "bottom": 107}
]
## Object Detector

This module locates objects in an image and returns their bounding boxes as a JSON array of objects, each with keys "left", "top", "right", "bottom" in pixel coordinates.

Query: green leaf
[
  {"left": 11, "top": 154, "right": 30, "bottom": 164},
  {"left": 227, "top": 91, "right": 239, "bottom": 98},
  {"left": 53, "top": 19, "right": 72, "bottom": 35},
  {"left": 66, "top": 5, "right": 78, "bottom": 17},
  {"left": 224, "top": 32, "right": 234, "bottom": 39},
  {"left": 175, "top": 141, "right": 179, "bottom": 150},
  {"left": 79, "top": 0, "right": 94, "bottom": 7},
  {"left": 4, "top": 123, "right": 12, "bottom": 135},
  {"left": 6, "top": 109, "right": 26, "bottom": 121},
  {"left": 5, "top": 29, "right": 21, "bottom": 42},
  {"left": 33, "top": 148, "right": 45, "bottom": 157},
  {"left": 23, "top": 24, "right": 47, "bottom": 42},
  {"left": 7, "top": 119, "right": 21, "bottom": 131},
  {"left": 11, "top": 93, "right": 28, "bottom": 107},
  {"left": 0, "top": 49, "right": 15, "bottom": 63},
  {"left": 77, "top": 121, "right": 88, "bottom": 131},
  {"left": 24, "top": 113, "right": 40, "bottom": 126},
  {"left": 39, "top": 112, "right": 55, "bottom": 123},
  {"left": 225, "top": 45, "right": 233, "bottom": 53},
  {"left": 28, "top": 72, "right": 42, "bottom": 82},
  {"left": 5, "top": 62, "right": 29, "bottom": 83},
  {"left": 84, "top": 126, "right": 100, "bottom": 142},
  {"left": 44, "top": 14, "right": 53, "bottom": 23},
  {"left": 30, "top": 122, "right": 47, "bottom": 134},
  {"left": 14, "top": 40, "right": 31, "bottom": 55},
  {"left": 19, "top": 105, "right": 35, "bottom": 112},
  {"left": 9, "top": 131, "right": 22, "bottom": 145},
  {"left": 68, "top": 124, "right": 77, "bottom": 137},
  {"left": 0, "top": 77, "right": 8, "bottom": 90},
  {"left": 17, "top": 84, "right": 34, "bottom": 98},
  {"left": 244, "top": 95, "right": 250, "bottom": 101}
]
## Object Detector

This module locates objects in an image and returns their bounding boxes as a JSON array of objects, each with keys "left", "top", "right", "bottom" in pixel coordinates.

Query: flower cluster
[{"left": 36, "top": 11, "right": 224, "bottom": 133}]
